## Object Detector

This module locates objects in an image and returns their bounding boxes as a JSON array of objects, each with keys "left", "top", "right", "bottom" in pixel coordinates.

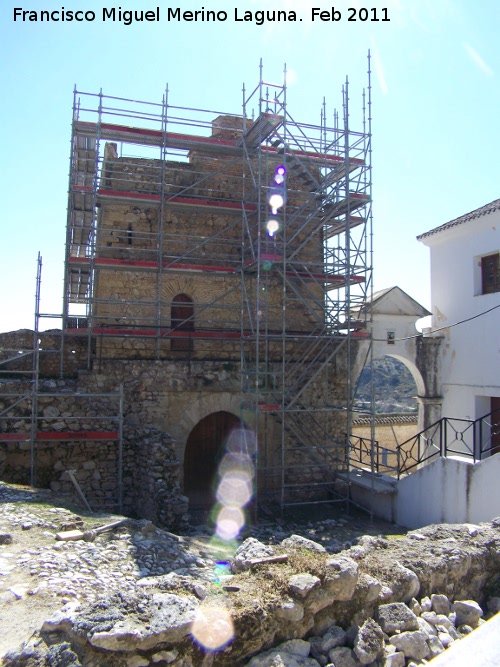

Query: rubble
[{"left": 1, "top": 481, "right": 500, "bottom": 666}]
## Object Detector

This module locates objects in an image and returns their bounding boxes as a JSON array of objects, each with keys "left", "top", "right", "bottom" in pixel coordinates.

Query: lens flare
[
  {"left": 216, "top": 470, "right": 252, "bottom": 508},
  {"left": 212, "top": 427, "right": 256, "bottom": 544},
  {"left": 268, "top": 193, "right": 284, "bottom": 213},
  {"left": 191, "top": 604, "right": 234, "bottom": 650},
  {"left": 215, "top": 506, "right": 245, "bottom": 541},
  {"left": 218, "top": 453, "right": 254, "bottom": 480},
  {"left": 266, "top": 218, "right": 280, "bottom": 236},
  {"left": 213, "top": 560, "right": 231, "bottom": 583},
  {"left": 226, "top": 428, "right": 257, "bottom": 456}
]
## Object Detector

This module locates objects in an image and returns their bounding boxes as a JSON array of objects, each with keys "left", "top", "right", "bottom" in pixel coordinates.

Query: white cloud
[
  {"left": 463, "top": 43, "right": 494, "bottom": 77},
  {"left": 371, "top": 41, "right": 389, "bottom": 95}
]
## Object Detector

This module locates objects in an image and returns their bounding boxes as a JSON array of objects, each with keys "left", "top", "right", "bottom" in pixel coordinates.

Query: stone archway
[
  {"left": 183, "top": 411, "right": 242, "bottom": 510},
  {"left": 353, "top": 286, "right": 442, "bottom": 432},
  {"left": 356, "top": 353, "right": 423, "bottom": 414}
]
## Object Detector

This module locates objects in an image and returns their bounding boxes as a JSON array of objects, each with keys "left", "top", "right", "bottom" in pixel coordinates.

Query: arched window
[{"left": 171, "top": 293, "right": 194, "bottom": 352}]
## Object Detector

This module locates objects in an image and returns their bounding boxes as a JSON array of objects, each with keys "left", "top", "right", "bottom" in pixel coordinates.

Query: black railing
[
  {"left": 396, "top": 407, "right": 500, "bottom": 478},
  {"left": 348, "top": 433, "right": 399, "bottom": 477},
  {"left": 348, "top": 407, "right": 500, "bottom": 480}
]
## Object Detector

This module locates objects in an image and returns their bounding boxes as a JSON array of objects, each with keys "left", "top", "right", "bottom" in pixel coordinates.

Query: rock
[
  {"left": 353, "top": 618, "right": 384, "bottom": 664},
  {"left": 417, "top": 616, "right": 437, "bottom": 637},
  {"left": 357, "top": 573, "right": 382, "bottom": 603},
  {"left": 427, "top": 635, "right": 445, "bottom": 657},
  {"left": 151, "top": 649, "right": 178, "bottom": 663},
  {"left": 245, "top": 638, "right": 321, "bottom": 667},
  {"left": 0, "top": 533, "right": 13, "bottom": 544},
  {"left": 420, "top": 596, "right": 432, "bottom": 612},
  {"left": 388, "top": 562, "right": 420, "bottom": 602},
  {"left": 487, "top": 597, "right": 500, "bottom": 613},
  {"left": 452, "top": 600, "right": 483, "bottom": 628},
  {"left": 45, "top": 642, "right": 82, "bottom": 667},
  {"left": 305, "top": 587, "right": 339, "bottom": 615},
  {"left": 309, "top": 626, "right": 347, "bottom": 661},
  {"left": 320, "top": 626, "right": 347, "bottom": 652},
  {"left": 376, "top": 603, "right": 420, "bottom": 635},
  {"left": 279, "top": 639, "right": 311, "bottom": 657},
  {"left": 41, "top": 610, "right": 76, "bottom": 633},
  {"left": 435, "top": 613, "right": 454, "bottom": 632},
  {"left": 43, "top": 405, "right": 61, "bottom": 419},
  {"left": 383, "top": 652, "right": 405, "bottom": 667},
  {"left": 421, "top": 610, "right": 438, "bottom": 626},
  {"left": 431, "top": 593, "right": 451, "bottom": 615},
  {"left": 232, "top": 538, "right": 274, "bottom": 573},
  {"left": 83, "top": 593, "right": 199, "bottom": 652},
  {"left": 408, "top": 597, "right": 422, "bottom": 616},
  {"left": 289, "top": 573, "right": 321, "bottom": 598},
  {"left": 389, "top": 631, "right": 431, "bottom": 661},
  {"left": 281, "top": 534, "right": 327, "bottom": 553},
  {"left": 327, "top": 647, "right": 362, "bottom": 667},
  {"left": 276, "top": 598, "right": 305, "bottom": 622},
  {"left": 323, "top": 556, "right": 358, "bottom": 601},
  {"left": 127, "top": 657, "right": 150, "bottom": 667},
  {"left": 438, "top": 631, "right": 454, "bottom": 648}
]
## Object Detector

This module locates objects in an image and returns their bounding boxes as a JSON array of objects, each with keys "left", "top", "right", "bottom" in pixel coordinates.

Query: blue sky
[{"left": 1, "top": 0, "right": 499, "bottom": 332}]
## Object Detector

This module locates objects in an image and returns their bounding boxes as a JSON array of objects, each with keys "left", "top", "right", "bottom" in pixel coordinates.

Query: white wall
[
  {"left": 420, "top": 211, "right": 500, "bottom": 420},
  {"left": 371, "top": 313, "right": 425, "bottom": 396},
  {"left": 394, "top": 454, "right": 500, "bottom": 529}
]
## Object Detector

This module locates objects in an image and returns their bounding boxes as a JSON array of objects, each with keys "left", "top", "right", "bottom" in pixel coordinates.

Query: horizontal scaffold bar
[
  {"left": 67, "top": 256, "right": 365, "bottom": 286},
  {"left": 0, "top": 431, "right": 119, "bottom": 442},
  {"left": 96, "top": 189, "right": 257, "bottom": 213},
  {"left": 73, "top": 120, "right": 365, "bottom": 167}
]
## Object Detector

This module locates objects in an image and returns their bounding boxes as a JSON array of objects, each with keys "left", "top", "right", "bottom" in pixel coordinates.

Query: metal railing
[
  {"left": 348, "top": 407, "right": 500, "bottom": 480},
  {"left": 396, "top": 408, "right": 500, "bottom": 478},
  {"left": 348, "top": 433, "right": 399, "bottom": 476}
]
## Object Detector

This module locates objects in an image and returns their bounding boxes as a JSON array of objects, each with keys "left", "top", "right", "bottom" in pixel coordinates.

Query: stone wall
[
  {"left": 0, "top": 375, "right": 188, "bottom": 530},
  {"left": 0, "top": 330, "right": 88, "bottom": 378},
  {"left": 1, "top": 322, "right": 362, "bottom": 516},
  {"left": 5, "top": 519, "right": 500, "bottom": 666}
]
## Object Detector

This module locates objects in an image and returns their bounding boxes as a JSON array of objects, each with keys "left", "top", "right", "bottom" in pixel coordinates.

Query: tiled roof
[{"left": 417, "top": 197, "right": 500, "bottom": 240}]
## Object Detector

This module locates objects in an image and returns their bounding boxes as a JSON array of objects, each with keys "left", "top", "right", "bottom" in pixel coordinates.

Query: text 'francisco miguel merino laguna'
[{"left": 13, "top": 6, "right": 299, "bottom": 25}]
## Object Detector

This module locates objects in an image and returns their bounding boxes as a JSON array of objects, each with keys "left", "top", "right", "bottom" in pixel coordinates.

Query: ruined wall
[
  {"left": 0, "top": 329, "right": 88, "bottom": 378},
  {"left": 0, "top": 372, "right": 188, "bottom": 530}
]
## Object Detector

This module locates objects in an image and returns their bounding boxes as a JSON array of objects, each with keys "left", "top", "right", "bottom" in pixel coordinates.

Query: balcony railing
[
  {"left": 396, "top": 408, "right": 500, "bottom": 478},
  {"left": 348, "top": 407, "right": 500, "bottom": 480}
]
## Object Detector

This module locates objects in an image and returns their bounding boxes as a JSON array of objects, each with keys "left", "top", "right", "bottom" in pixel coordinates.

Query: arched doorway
[
  {"left": 354, "top": 354, "right": 421, "bottom": 415},
  {"left": 171, "top": 293, "right": 194, "bottom": 352},
  {"left": 184, "top": 411, "right": 243, "bottom": 510}
]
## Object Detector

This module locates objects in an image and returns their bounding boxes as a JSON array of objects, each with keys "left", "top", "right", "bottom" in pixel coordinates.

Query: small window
[
  {"left": 171, "top": 293, "right": 194, "bottom": 352},
  {"left": 481, "top": 254, "right": 500, "bottom": 294},
  {"left": 387, "top": 331, "right": 395, "bottom": 345}
]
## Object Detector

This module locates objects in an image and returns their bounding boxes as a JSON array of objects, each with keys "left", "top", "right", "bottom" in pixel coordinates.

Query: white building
[
  {"left": 351, "top": 200, "right": 500, "bottom": 528},
  {"left": 418, "top": 197, "right": 500, "bottom": 426}
]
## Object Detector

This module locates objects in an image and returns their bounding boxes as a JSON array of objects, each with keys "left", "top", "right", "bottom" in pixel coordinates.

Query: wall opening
[
  {"left": 171, "top": 293, "right": 194, "bottom": 352},
  {"left": 354, "top": 355, "right": 419, "bottom": 415},
  {"left": 184, "top": 411, "right": 243, "bottom": 510},
  {"left": 352, "top": 355, "right": 421, "bottom": 473}
]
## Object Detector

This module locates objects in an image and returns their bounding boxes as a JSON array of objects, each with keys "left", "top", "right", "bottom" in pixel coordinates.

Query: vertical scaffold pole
[
  {"left": 30, "top": 253, "right": 42, "bottom": 487},
  {"left": 86, "top": 90, "right": 103, "bottom": 371},
  {"left": 118, "top": 383, "right": 124, "bottom": 513}
]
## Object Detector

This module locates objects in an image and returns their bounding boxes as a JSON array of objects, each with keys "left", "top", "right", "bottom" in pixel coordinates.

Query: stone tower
[{"left": 61, "top": 74, "right": 372, "bottom": 515}]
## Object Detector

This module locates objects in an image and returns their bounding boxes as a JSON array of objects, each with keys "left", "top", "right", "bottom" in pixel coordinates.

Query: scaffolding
[
  {"left": 0, "top": 254, "right": 124, "bottom": 511},
  {"left": 58, "top": 60, "right": 373, "bottom": 512}
]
